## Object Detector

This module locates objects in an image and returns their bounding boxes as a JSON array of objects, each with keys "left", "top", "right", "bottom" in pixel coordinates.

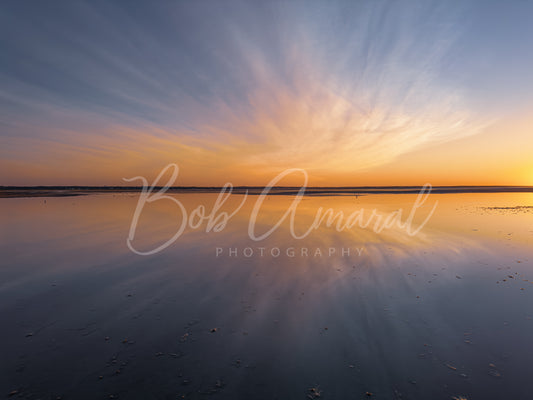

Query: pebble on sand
[
  {"left": 445, "top": 363, "right": 457, "bottom": 371},
  {"left": 488, "top": 363, "right": 502, "bottom": 378},
  {"left": 307, "top": 387, "right": 321, "bottom": 399}
]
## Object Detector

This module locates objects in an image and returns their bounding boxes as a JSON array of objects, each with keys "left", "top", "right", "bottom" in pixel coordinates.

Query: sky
[{"left": 1, "top": 0, "right": 532, "bottom": 186}]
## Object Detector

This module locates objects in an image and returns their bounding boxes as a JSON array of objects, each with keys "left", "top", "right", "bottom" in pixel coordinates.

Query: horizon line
[
  {"left": 2, "top": 185, "right": 533, "bottom": 189},
  {"left": 2, "top": 185, "right": 533, "bottom": 199}
]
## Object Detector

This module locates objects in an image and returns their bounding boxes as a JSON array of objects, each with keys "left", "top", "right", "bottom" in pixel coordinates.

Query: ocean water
[{"left": 1, "top": 192, "right": 532, "bottom": 399}]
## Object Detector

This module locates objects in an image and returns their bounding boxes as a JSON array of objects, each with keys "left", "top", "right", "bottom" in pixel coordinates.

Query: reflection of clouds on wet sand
[{"left": 1, "top": 193, "right": 533, "bottom": 398}]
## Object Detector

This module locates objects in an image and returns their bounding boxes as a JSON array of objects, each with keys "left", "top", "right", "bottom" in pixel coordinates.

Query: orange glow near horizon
[{"left": 1, "top": 108, "right": 532, "bottom": 187}]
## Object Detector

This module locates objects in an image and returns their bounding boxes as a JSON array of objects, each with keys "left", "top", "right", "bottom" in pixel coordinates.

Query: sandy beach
[{"left": 1, "top": 191, "right": 532, "bottom": 399}]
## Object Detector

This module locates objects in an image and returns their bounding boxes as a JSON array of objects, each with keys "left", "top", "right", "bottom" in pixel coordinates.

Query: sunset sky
[{"left": 1, "top": 1, "right": 532, "bottom": 186}]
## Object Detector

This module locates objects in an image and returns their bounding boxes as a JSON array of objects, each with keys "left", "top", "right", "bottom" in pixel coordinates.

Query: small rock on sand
[
  {"left": 488, "top": 363, "right": 502, "bottom": 378},
  {"left": 307, "top": 387, "right": 321, "bottom": 399},
  {"left": 445, "top": 363, "right": 457, "bottom": 371}
]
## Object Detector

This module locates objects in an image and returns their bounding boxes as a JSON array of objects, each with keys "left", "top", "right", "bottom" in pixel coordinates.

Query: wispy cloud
[{"left": 0, "top": 1, "right": 505, "bottom": 184}]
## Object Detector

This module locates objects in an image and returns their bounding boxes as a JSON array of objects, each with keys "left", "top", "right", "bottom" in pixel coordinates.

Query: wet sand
[{"left": 1, "top": 192, "right": 532, "bottom": 399}]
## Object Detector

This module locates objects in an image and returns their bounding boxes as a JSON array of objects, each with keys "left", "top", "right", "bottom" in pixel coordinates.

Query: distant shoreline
[{"left": 1, "top": 186, "right": 533, "bottom": 198}]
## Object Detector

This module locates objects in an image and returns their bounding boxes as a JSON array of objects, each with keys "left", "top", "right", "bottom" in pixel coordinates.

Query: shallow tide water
[{"left": 1, "top": 192, "right": 532, "bottom": 399}]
